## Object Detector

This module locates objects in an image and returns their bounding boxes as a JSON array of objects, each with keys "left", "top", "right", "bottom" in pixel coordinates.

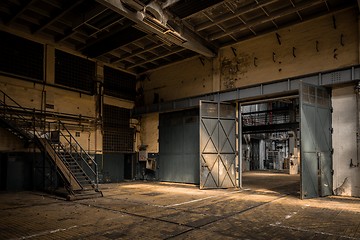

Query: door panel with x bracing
[{"left": 200, "top": 101, "right": 236, "bottom": 189}]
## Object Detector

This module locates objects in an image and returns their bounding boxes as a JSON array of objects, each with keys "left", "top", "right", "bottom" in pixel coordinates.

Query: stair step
[
  {"left": 75, "top": 176, "right": 88, "bottom": 180},
  {"left": 76, "top": 176, "right": 89, "bottom": 179},
  {"left": 67, "top": 190, "right": 103, "bottom": 201},
  {"left": 74, "top": 173, "right": 86, "bottom": 177},
  {"left": 71, "top": 168, "right": 83, "bottom": 172}
]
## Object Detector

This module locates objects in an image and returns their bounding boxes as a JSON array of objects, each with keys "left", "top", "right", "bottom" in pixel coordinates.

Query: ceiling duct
[
  {"left": 120, "top": 0, "right": 144, "bottom": 11},
  {"left": 140, "top": 2, "right": 187, "bottom": 44},
  {"left": 144, "top": 1, "right": 167, "bottom": 24}
]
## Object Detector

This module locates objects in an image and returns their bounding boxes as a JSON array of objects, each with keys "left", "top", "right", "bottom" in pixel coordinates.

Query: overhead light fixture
[
  {"left": 142, "top": 16, "right": 169, "bottom": 33},
  {"left": 165, "top": 30, "right": 187, "bottom": 44},
  {"left": 141, "top": 12, "right": 187, "bottom": 45}
]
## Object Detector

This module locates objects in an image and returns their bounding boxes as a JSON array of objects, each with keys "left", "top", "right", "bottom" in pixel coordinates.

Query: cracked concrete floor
[{"left": 0, "top": 171, "right": 359, "bottom": 239}]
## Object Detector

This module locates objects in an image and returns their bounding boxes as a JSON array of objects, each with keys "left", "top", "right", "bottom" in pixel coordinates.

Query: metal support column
[{"left": 238, "top": 102, "right": 242, "bottom": 188}]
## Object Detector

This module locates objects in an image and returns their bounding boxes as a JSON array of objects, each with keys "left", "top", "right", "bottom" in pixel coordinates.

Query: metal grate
[
  {"left": 103, "top": 66, "right": 136, "bottom": 100},
  {"left": 55, "top": 50, "right": 95, "bottom": 93},
  {"left": 103, "top": 104, "right": 133, "bottom": 152},
  {"left": 0, "top": 31, "right": 44, "bottom": 81}
]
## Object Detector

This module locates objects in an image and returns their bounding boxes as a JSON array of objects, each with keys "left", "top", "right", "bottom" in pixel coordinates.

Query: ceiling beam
[
  {"left": 6, "top": 0, "right": 33, "bottom": 25},
  {"left": 209, "top": 0, "right": 326, "bottom": 41},
  {"left": 112, "top": 42, "right": 165, "bottom": 63},
  {"left": 96, "top": 0, "right": 216, "bottom": 58},
  {"left": 32, "top": 0, "right": 84, "bottom": 34},
  {"left": 56, "top": 5, "right": 108, "bottom": 42},
  {"left": 196, "top": 0, "right": 280, "bottom": 32},
  {"left": 127, "top": 47, "right": 186, "bottom": 69},
  {"left": 180, "top": 0, "right": 225, "bottom": 20},
  {"left": 81, "top": 25, "right": 147, "bottom": 58}
]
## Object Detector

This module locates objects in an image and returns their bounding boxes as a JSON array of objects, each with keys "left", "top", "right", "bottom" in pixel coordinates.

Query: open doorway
[
  {"left": 240, "top": 97, "right": 301, "bottom": 196},
  {"left": 240, "top": 82, "right": 333, "bottom": 199}
]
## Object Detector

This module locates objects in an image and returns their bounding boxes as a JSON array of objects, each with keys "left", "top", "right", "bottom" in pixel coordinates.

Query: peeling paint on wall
[
  {"left": 221, "top": 52, "right": 250, "bottom": 89},
  {"left": 334, "top": 177, "right": 351, "bottom": 196}
]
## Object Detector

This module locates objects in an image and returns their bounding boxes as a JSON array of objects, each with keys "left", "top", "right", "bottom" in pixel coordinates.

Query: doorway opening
[
  {"left": 240, "top": 83, "right": 333, "bottom": 199},
  {"left": 240, "top": 97, "right": 301, "bottom": 196}
]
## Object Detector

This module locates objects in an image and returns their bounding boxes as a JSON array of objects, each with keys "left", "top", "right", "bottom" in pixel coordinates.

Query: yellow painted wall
[
  {"left": 0, "top": 128, "right": 29, "bottom": 152},
  {"left": 144, "top": 8, "right": 359, "bottom": 101},
  {"left": 0, "top": 76, "right": 99, "bottom": 152},
  {"left": 142, "top": 56, "right": 213, "bottom": 104},
  {"left": 219, "top": 8, "right": 358, "bottom": 90},
  {"left": 140, "top": 113, "right": 159, "bottom": 153},
  {"left": 0, "top": 51, "right": 133, "bottom": 153}
]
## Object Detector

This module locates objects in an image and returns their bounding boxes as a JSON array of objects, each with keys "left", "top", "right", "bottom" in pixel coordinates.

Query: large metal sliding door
[
  {"left": 200, "top": 101, "right": 237, "bottom": 189},
  {"left": 159, "top": 109, "right": 199, "bottom": 184},
  {"left": 300, "top": 82, "right": 332, "bottom": 199}
]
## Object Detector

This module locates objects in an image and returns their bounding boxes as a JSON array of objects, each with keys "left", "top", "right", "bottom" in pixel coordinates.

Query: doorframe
[{"left": 238, "top": 102, "right": 242, "bottom": 188}]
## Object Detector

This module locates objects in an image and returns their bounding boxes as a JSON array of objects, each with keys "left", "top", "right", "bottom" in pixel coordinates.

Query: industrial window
[
  {"left": 103, "top": 104, "right": 133, "bottom": 152},
  {"left": 0, "top": 31, "right": 44, "bottom": 81},
  {"left": 103, "top": 66, "right": 136, "bottom": 101},
  {"left": 55, "top": 50, "right": 95, "bottom": 93}
]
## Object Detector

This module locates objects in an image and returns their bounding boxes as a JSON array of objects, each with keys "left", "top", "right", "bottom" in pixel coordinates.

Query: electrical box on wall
[
  {"left": 146, "top": 158, "right": 156, "bottom": 171},
  {"left": 138, "top": 150, "right": 147, "bottom": 161}
]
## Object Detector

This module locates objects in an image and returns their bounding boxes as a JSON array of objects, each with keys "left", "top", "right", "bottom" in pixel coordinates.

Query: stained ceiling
[{"left": 0, "top": 0, "right": 358, "bottom": 75}]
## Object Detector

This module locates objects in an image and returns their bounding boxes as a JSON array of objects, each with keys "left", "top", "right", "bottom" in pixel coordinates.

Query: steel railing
[
  {"left": 0, "top": 89, "right": 99, "bottom": 193},
  {"left": 46, "top": 120, "right": 99, "bottom": 191}
]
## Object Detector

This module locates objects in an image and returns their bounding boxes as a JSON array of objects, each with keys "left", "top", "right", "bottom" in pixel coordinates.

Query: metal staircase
[{"left": 0, "top": 90, "right": 102, "bottom": 200}]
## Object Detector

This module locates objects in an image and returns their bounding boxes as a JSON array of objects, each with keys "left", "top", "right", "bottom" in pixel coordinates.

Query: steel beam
[
  {"left": 209, "top": 0, "right": 325, "bottom": 41},
  {"left": 96, "top": 0, "right": 216, "bottom": 58},
  {"left": 32, "top": 0, "right": 84, "bottom": 34},
  {"left": 6, "top": 0, "right": 33, "bottom": 25},
  {"left": 133, "top": 65, "right": 360, "bottom": 115}
]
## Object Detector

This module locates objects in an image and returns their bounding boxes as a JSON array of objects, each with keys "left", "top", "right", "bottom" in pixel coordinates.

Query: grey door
[
  {"left": 159, "top": 109, "right": 199, "bottom": 184},
  {"left": 200, "top": 101, "right": 236, "bottom": 189},
  {"left": 300, "top": 82, "right": 332, "bottom": 199}
]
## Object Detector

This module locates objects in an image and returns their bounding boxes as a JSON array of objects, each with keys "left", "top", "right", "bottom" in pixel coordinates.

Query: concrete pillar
[
  {"left": 45, "top": 45, "right": 55, "bottom": 84},
  {"left": 259, "top": 139, "right": 265, "bottom": 170},
  {"left": 95, "top": 63, "right": 104, "bottom": 155}
]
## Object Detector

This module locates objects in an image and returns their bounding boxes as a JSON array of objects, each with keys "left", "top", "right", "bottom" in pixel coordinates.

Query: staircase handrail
[
  {"left": 0, "top": 90, "right": 78, "bottom": 193},
  {"left": 0, "top": 90, "right": 37, "bottom": 129},
  {"left": 1, "top": 90, "right": 99, "bottom": 193},
  {"left": 50, "top": 120, "right": 99, "bottom": 190},
  {"left": 54, "top": 140, "right": 87, "bottom": 191}
]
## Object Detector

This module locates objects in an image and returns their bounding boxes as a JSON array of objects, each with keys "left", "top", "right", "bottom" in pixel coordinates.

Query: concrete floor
[{"left": 1, "top": 171, "right": 359, "bottom": 240}]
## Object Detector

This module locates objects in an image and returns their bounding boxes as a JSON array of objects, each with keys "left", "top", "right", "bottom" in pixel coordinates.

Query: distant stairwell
[{"left": 0, "top": 90, "right": 102, "bottom": 200}]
